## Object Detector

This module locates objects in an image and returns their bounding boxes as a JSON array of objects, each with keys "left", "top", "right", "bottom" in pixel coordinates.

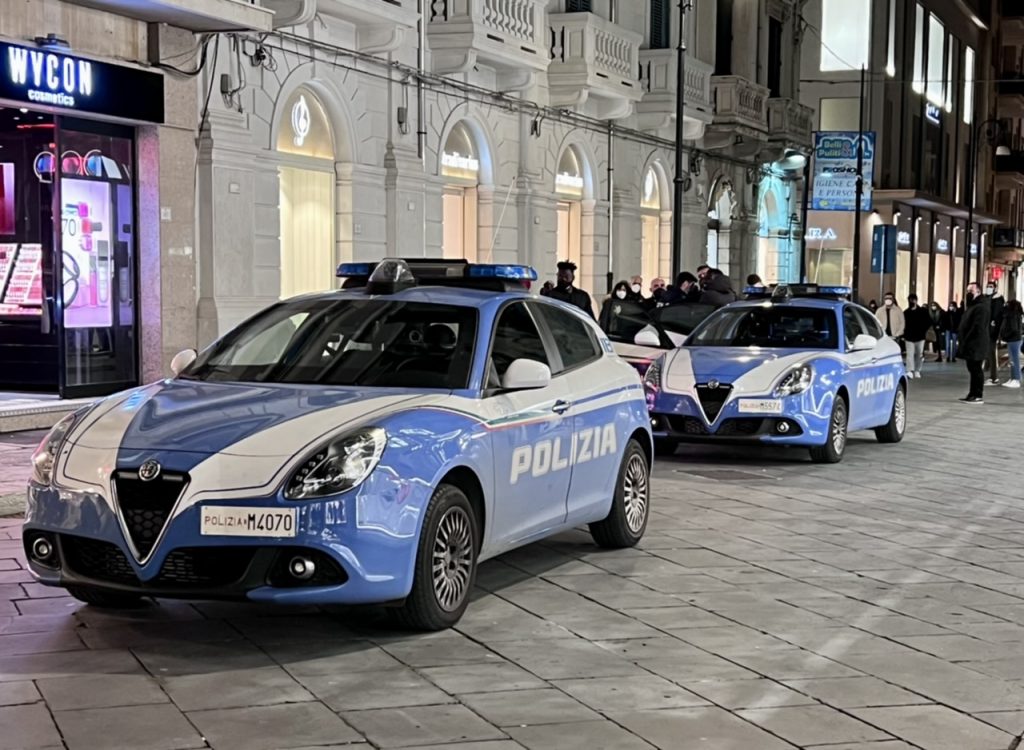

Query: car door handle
[{"left": 552, "top": 400, "right": 572, "bottom": 414}]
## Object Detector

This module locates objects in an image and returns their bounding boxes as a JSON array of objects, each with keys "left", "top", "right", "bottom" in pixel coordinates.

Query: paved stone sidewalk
[{"left": 2, "top": 364, "right": 1024, "bottom": 749}]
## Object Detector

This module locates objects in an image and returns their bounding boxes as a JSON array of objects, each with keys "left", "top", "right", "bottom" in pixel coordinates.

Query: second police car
[
  {"left": 21, "top": 259, "right": 651, "bottom": 630},
  {"left": 645, "top": 285, "right": 907, "bottom": 463}
]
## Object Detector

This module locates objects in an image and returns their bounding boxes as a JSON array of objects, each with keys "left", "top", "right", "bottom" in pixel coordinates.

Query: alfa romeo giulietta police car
[
  {"left": 645, "top": 285, "right": 907, "bottom": 463},
  {"left": 23, "top": 259, "right": 652, "bottom": 630}
]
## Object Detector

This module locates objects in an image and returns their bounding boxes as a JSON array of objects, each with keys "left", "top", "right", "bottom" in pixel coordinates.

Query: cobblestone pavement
[{"left": 2, "top": 365, "right": 1024, "bottom": 749}]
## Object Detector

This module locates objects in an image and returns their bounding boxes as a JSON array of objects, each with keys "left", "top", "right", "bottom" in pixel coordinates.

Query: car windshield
[
  {"left": 685, "top": 305, "right": 839, "bottom": 349},
  {"left": 183, "top": 296, "right": 478, "bottom": 389},
  {"left": 601, "top": 301, "right": 675, "bottom": 349}
]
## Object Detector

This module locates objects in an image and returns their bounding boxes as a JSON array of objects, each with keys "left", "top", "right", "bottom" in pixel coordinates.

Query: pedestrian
[
  {"left": 1000, "top": 299, "right": 1023, "bottom": 389},
  {"left": 545, "top": 260, "right": 595, "bottom": 318},
  {"left": 628, "top": 275, "right": 644, "bottom": 302},
  {"left": 746, "top": 273, "right": 766, "bottom": 289},
  {"left": 985, "top": 282, "right": 1005, "bottom": 385},
  {"left": 958, "top": 282, "right": 991, "bottom": 404},
  {"left": 647, "top": 277, "right": 667, "bottom": 308},
  {"left": 540, "top": 281, "right": 554, "bottom": 296},
  {"left": 903, "top": 294, "right": 931, "bottom": 379},
  {"left": 599, "top": 280, "right": 632, "bottom": 331},
  {"left": 868, "top": 299, "right": 879, "bottom": 313},
  {"left": 946, "top": 301, "right": 963, "bottom": 362},
  {"left": 663, "top": 271, "right": 701, "bottom": 304},
  {"left": 699, "top": 268, "right": 738, "bottom": 307},
  {"left": 696, "top": 264, "right": 710, "bottom": 283},
  {"left": 875, "top": 293, "right": 906, "bottom": 342},
  {"left": 927, "top": 301, "right": 946, "bottom": 362}
]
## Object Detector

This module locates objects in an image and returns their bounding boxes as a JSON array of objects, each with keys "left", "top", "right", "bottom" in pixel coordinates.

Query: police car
[
  {"left": 645, "top": 285, "right": 907, "bottom": 463},
  {"left": 23, "top": 259, "right": 652, "bottom": 630},
  {"left": 603, "top": 301, "right": 716, "bottom": 375}
]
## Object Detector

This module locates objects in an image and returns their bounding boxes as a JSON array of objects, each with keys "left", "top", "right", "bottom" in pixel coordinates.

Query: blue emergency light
[
  {"left": 467, "top": 264, "right": 538, "bottom": 281},
  {"left": 336, "top": 258, "right": 537, "bottom": 292}
]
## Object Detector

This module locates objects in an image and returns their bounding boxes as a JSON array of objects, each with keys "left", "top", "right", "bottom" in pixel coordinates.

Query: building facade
[
  {"left": 993, "top": 1, "right": 1024, "bottom": 301},
  {"left": 799, "top": 0, "right": 1002, "bottom": 307}
]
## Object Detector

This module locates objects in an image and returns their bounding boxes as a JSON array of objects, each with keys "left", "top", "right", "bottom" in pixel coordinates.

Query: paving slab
[
  {"left": 55, "top": 703, "right": 204, "bottom": 750},
  {"left": 341, "top": 704, "right": 506, "bottom": 748},
  {"left": 188, "top": 702, "right": 363, "bottom": 750},
  {"left": 853, "top": 705, "right": 1014, "bottom": 750}
]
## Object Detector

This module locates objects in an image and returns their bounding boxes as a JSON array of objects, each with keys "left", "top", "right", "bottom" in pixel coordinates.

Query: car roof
[
  {"left": 288, "top": 285, "right": 532, "bottom": 309},
  {"left": 726, "top": 297, "right": 849, "bottom": 311}
]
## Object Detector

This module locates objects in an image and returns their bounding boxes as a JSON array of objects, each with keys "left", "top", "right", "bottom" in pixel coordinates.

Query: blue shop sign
[{"left": 0, "top": 39, "right": 164, "bottom": 124}]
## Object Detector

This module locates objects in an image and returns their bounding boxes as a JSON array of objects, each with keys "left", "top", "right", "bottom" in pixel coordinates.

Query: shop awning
[
  {"left": 872, "top": 190, "right": 1003, "bottom": 225},
  {"left": 72, "top": 0, "right": 273, "bottom": 32}
]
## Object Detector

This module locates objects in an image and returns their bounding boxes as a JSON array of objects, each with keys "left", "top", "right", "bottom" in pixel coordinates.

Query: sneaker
[
  {"left": 906, "top": 372, "right": 916, "bottom": 379},
  {"left": 1003, "top": 380, "right": 1022, "bottom": 389},
  {"left": 914, "top": 372, "right": 922, "bottom": 379},
  {"left": 989, "top": 379, "right": 1001, "bottom": 386},
  {"left": 958, "top": 396, "right": 984, "bottom": 404}
]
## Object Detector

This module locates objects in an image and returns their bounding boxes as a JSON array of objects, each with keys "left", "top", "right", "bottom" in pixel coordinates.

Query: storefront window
[
  {"left": 932, "top": 218, "right": 952, "bottom": 307},
  {"left": 441, "top": 121, "right": 480, "bottom": 262},
  {"left": 641, "top": 167, "right": 663, "bottom": 285},
  {"left": 895, "top": 211, "right": 913, "bottom": 306},
  {"left": 915, "top": 216, "right": 931, "bottom": 302},
  {"left": 555, "top": 146, "right": 585, "bottom": 275},
  {"left": 804, "top": 212, "right": 853, "bottom": 286}
]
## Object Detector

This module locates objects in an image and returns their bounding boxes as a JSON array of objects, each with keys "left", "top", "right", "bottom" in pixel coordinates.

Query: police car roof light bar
[{"left": 336, "top": 258, "right": 538, "bottom": 293}]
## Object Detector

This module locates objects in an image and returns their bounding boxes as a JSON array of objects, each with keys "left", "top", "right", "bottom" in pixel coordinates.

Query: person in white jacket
[{"left": 875, "top": 293, "right": 906, "bottom": 340}]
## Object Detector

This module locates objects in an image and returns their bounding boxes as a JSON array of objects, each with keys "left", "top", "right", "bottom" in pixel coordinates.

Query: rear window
[{"left": 685, "top": 305, "right": 839, "bottom": 349}]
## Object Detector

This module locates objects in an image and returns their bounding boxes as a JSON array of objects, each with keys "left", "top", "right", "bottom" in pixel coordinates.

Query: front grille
[
  {"left": 62, "top": 536, "right": 140, "bottom": 586},
  {"left": 666, "top": 415, "right": 709, "bottom": 435},
  {"left": 159, "top": 548, "right": 255, "bottom": 587},
  {"left": 114, "top": 471, "right": 188, "bottom": 559},
  {"left": 717, "top": 418, "right": 764, "bottom": 436},
  {"left": 695, "top": 383, "right": 732, "bottom": 422}
]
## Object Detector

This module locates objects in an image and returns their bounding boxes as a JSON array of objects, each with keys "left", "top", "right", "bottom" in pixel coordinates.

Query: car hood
[
  {"left": 665, "top": 347, "right": 822, "bottom": 392},
  {"left": 71, "top": 379, "right": 443, "bottom": 457}
]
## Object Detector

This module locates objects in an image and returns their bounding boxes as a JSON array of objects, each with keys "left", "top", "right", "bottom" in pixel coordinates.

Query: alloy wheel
[
  {"left": 623, "top": 454, "right": 649, "bottom": 533},
  {"left": 431, "top": 506, "right": 473, "bottom": 612}
]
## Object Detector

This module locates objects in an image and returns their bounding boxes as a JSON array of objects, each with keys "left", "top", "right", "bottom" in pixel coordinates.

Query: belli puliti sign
[{"left": 0, "top": 39, "right": 164, "bottom": 124}]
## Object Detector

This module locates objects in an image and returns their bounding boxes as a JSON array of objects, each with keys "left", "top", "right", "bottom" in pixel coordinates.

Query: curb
[{"left": 0, "top": 493, "right": 23, "bottom": 518}]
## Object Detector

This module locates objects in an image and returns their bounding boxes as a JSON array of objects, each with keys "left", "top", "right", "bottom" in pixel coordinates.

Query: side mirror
[
  {"left": 501, "top": 359, "right": 551, "bottom": 390},
  {"left": 851, "top": 334, "right": 878, "bottom": 352},
  {"left": 170, "top": 349, "right": 198, "bottom": 377},
  {"left": 634, "top": 327, "right": 661, "bottom": 347}
]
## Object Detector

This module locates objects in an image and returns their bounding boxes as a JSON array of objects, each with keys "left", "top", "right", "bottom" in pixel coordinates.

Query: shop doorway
[
  {"left": 441, "top": 121, "right": 481, "bottom": 261},
  {"left": 0, "top": 110, "right": 138, "bottom": 398},
  {"left": 640, "top": 165, "right": 670, "bottom": 283},
  {"left": 555, "top": 146, "right": 585, "bottom": 275},
  {"left": 276, "top": 89, "right": 337, "bottom": 298}
]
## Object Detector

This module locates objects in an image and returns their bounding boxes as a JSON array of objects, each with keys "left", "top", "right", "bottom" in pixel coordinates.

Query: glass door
[{"left": 53, "top": 117, "right": 137, "bottom": 398}]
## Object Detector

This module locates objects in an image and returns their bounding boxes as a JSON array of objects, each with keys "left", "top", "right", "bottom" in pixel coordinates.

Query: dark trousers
[
  {"left": 967, "top": 358, "right": 985, "bottom": 399},
  {"left": 986, "top": 339, "right": 999, "bottom": 379}
]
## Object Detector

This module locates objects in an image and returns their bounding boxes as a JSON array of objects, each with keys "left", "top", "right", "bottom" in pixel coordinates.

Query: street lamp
[{"left": 966, "top": 118, "right": 1011, "bottom": 292}]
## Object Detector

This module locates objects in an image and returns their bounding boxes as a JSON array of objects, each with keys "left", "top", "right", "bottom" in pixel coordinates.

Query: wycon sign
[{"left": 0, "top": 40, "right": 164, "bottom": 123}]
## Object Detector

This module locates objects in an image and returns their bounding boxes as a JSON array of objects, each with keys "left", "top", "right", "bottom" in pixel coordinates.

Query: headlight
[
  {"left": 773, "top": 364, "right": 813, "bottom": 397},
  {"left": 644, "top": 357, "right": 663, "bottom": 391},
  {"left": 284, "top": 427, "right": 387, "bottom": 500},
  {"left": 31, "top": 412, "right": 79, "bottom": 485}
]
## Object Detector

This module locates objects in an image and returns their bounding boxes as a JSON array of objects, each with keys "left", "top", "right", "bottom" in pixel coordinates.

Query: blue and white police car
[
  {"left": 645, "top": 285, "right": 907, "bottom": 463},
  {"left": 23, "top": 259, "right": 652, "bottom": 630}
]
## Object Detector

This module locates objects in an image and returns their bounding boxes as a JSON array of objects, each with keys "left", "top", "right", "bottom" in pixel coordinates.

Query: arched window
[
  {"left": 640, "top": 166, "right": 668, "bottom": 285},
  {"left": 276, "top": 86, "right": 337, "bottom": 299},
  {"left": 555, "top": 146, "right": 586, "bottom": 275}
]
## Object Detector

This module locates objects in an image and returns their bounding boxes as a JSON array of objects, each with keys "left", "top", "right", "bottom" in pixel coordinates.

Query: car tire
[
  {"left": 654, "top": 438, "right": 679, "bottom": 457},
  {"left": 809, "top": 395, "right": 848, "bottom": 464},
  {"left": 66, "top": 586, "right": 145, "bottom": 608},
  {"left": 874, "top": 384, "right": 907, "bottom": 444},
  {"left": 393, "top": 483, "right": 478, "bottom": 631},
  {"left": 590, "top": 439, "right": 650, "bottom": 549}
]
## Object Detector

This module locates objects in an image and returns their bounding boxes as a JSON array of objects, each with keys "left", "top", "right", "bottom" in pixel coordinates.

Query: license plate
[
  {"left": 200, "top": 506, "right": 297, "bottom": 538},
  {"left": 737, "top": 399, "right": 784, "bottom": 414}
]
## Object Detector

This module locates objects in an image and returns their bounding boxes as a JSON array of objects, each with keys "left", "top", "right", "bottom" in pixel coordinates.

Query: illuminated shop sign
[
  {"left": 925, "top": 103, "right": 941, "bottom": 125},
  {"left": 806, "top": 227, "right": 838, "bottom": 240},
  {"left": 556, "top": 172, "right": 584, "bottom": 192},
  {"left": 936, "top": 239, "right": 949, "bottom": 251},
  {"left": 897, "top": 231, "right": 911, "bottom": 246},
  {"left": 441, "top": 152, "right": 479, "bottom": 173},
  {"left": 0, "top": 40, "right": 164, "bottom": 123}
]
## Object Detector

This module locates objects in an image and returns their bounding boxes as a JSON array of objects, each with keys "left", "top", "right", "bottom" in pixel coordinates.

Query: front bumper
[
  {"left": 22, "top": 482, "right": 424, "bottom": 605},
  {"left": 649, "top": 390, "right": 829, "bottom": 445}
]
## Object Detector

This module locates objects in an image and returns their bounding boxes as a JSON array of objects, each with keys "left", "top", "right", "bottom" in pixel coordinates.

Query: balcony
[
  {"left": 318, "top": 0, "right": 420, "bottom": 52},
  {"left": 428, "top": 0, "right": 549, "bottom": 88},
  {"left": 767, "top": 97, "right": 814, "bottom": 151},
  {"left": 70, "top": 0, "right": 272, "bottom": 32},
  {"left": 705, "top": 75, "right": 770, "bottom": 155},
  {"left": 636, "top": 49, "right": 714, "bottom": 139},
  {"left": 995, "top": 151, "right": 1024, "bottom": 190},
  {"left": 547, "top": 12, "right": 643, "bottom": 119}
]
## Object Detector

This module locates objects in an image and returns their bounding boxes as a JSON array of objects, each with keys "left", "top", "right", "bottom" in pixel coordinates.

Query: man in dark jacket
[
  {"left": 958, "top": 282, "right": 991, "bottom": 404},
  {"left": 543, "top": 261, "right": 594, "bottom": 318},
  {"left": 903, "top": 294, "right": 932, "bottom": 379},
  {"left": 699, "top": 269, "right": 738, "bottom": 307},
  {"left": 986, "top": 282, "right": 1005, "bottom": 385},
  {"left": 662, "top": 272, "right": 701, "bottom": 305}
]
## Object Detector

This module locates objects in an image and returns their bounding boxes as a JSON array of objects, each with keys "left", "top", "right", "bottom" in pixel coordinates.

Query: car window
[
  {"left": 842, "top": 306, "right": 864, "bottom": 349},
  {"left": 601, "top": 301, "right": 674, "bottom": 349},
  {"left": 489, "top": 302, "right": 550, "bottom": 384},
  {"left": 185, "top": 297, "right": 477, "bottom": 389},
  {"left": 685, "top": 305, "right": 839, "bottom": 349},
  {"left": 534, "top": 303, "right": 602, "bottom": 372},
  {"left": 855, "top": 307, "right": 885, "bottom": 339},
  {"left": 651, "top": 304, "right": 718, "bottom": 336}
]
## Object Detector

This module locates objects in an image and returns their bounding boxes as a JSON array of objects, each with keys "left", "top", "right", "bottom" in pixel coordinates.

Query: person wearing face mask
[
  {"left": 985, "top": 282, "right": 1005, "bottom": 385},
  {"left": 957, "top": 282, "right": 991, "bottom": 404},
  {"left": 874, "top": 293, "right": 906, "bottom": 345},
  {"left": 647, "top": 277, "right": 667, "bottom": 309},
  {"left": 946, "top": 300, "right": 963, "bottom": 362},
  {"left": 903, "top": 294, "right": 931, "bottom": 379},
  {"left": 999, "top": 299, "right": 1023, "bottom": 388},
  {"left": 599, "top": 280, "right": 632, "bottom": 331},
  {"left": 868, "top": 300, "right": 879, "bottom": 313},
  {"left": 927, "top": 301, "right": 947, "bottom": 363},
  {"left": 628, "top": 275, "right": 644, "bottom": 302},
  {"left": 545, "top": 260, "right": 595, "bottom": 318}
]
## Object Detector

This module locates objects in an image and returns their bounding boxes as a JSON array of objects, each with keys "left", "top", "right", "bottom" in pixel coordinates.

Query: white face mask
[
  {"left": 986, "top": 288, "right": 995, "bottom": 296},
  {"left": 615, "top": 289, "right": 627, "bottom": 300},
  {"left": 631, "top": 283, "right": 641, "bottom": 294},
  {"left": 884, "top": 299, "right": 893, "bottom": 307}
]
